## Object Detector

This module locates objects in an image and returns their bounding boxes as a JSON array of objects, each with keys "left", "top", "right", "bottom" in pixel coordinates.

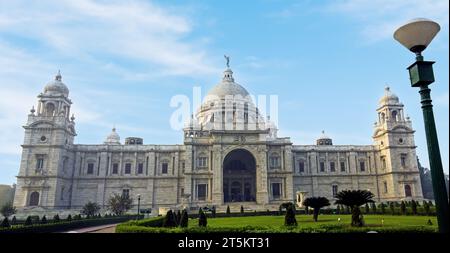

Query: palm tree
[
  {"left": 334, "top": 190, "right": 374, "bottom": 227},
  {"left": 303, "top": 197, "right": 330, "bottom": 222}
]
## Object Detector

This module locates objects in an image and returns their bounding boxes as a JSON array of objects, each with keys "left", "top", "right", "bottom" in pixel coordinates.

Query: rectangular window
[
  {"left": 137, "top": 163, "right": 144, "bottom": 174},
  {"left": 270, "top": 157, "right": 280, "bottom": 168},
  {"left": 332, "top": 185, "right": 338, "bottom": 198},
  {"left": 401, "top": 155, "right": 407, "bottom": 167},
  {"left": 272, "top": 183, "right": 281, "bottom": 199},
  {"left": 122, "top": 189, "right": 129, "bottom": 198},
  {"left": 360, "top": 161, "right": 365, "bottom": 172},
  {"left": 162, "top": 163, "right": 168, "bottom": 174},
  {"left": 112, "top": 163, "right": 118, "bottom": 174},
  {"left": 340, "top": 161, "right": 346, "bottom": 172},
  {"left": 197, "top": 184, "right": 207, "bottom": 201},
  {"left": 87, "top": 163, "right": 94, "bottom": 174},
  {"left": 299, "top": 161, "right": 305, "bottom": 173},
  {"left": 384, "top": 181, "right": 388, "bottom": 193},
  {"left": 197, "top": 157, "right": 208, "bottom": 168},
  {"left": 36, "top": 158, "right": 44, "bottom": 170},
  {"left": 330, "top": 162, "right": 335, "bottom": 172},
  {"left": 320, "top": 162, "right": 325, "bottom": 172},
  {"left": 124, "top": 163, "right": 132, "bottom": 174}
]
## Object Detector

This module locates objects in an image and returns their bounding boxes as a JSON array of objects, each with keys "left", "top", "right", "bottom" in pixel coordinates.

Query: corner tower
[
  {"left": 14, "top": 71, "right": 77, "bottom": 209},
  {"left": 373, "top": 86, "right": 423, "bottom": 201}
]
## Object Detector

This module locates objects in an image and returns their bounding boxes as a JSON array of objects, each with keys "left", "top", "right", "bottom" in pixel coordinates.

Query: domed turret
[
  {"left": 104, "top": 127, "right": 121, "bottom": 145},
  {"left": 316, "top": 130, "right": 333, "bottom": 145},
  {"left": 44, "top": 70, "right": 69, "bottom": 97},
  {"left": 379, "top": 86, "right": 399, "bottom": 105}
]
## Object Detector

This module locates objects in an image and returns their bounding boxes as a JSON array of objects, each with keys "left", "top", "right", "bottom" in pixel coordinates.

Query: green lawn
[{"left": 189, "top": 215, "right": 438, "bottom": 230}]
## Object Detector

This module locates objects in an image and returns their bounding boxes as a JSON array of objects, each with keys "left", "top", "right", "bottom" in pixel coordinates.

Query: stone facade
[{"left": 13, "top": 68, "right": 423, "bottom": 214}]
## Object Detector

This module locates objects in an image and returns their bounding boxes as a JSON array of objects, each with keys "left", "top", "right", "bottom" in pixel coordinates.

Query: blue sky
[{"left": 0, "top": 0, "right": 448, "bottom": 185}]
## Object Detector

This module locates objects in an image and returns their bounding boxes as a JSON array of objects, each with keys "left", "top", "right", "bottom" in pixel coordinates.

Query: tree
[
  {"left": 67, "top": 214, "right": 72, "bottom": 222},
  {"left": 53, "top": 214, "right": 60, "bottom": 222},
  {"left": 284, "top": 206, "right": 297, "bottom": 226},
  {"left": 41, "top": 215, "right": 47, "bottom": 224},
  {"left": 107, "top": 193, "right": 133, "bottom": 216},
  {"left": 198, "top": 209, "right": 207, "bottom": 227},
  {"left": 25, "top": 216, "right": 33, "bottom": 226},
  {"left": 334, "top": 190, "right": 374, "bottom": 227},
  {"left": 365, "top": 203, "right": 370, "bottom": 214},
  {"left": 400, "top": 201, "right": 406, "bottom": 215},
  {"left": 411, "top": 200, "right": 418, "bottom": 215},
  {"left": 226, "top": 205, "right": 231, "bottom": 215},
  {"left": 0, "top": 217, "right": 10, "bottom": 228},
  {"left": 240, "top": 205, "right": 244, "bottom": 214},
  {"left": 82, "top": 201, "right": 101, "bottom": 218},
  {"left": 0, "top": 203, "right": 16, "bottom": 218},
  {"left": 303, "top": 197, "right": 330, "bottom": 222},
  {"left": 163, "top": 210, "right": 177, "bottom": 227},
  {"left": 371, "top": 202, "right": 377, "bottom": 214},
  {"left": 211, "top": 206, "right": 216, "bottom": 218},
  {"left": 179, "top": 209, "right": 189, "bottom": 228},
  {"left": 305, "top": 206, "right": 309, "bottom": 215}
]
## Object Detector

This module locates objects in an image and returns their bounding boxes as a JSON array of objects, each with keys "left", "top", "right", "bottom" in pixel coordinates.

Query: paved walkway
[{"left": 63, "top": 223, "right": 118, "bottom": 233}]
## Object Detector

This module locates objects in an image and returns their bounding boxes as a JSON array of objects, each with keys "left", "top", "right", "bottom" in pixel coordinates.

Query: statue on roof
[{"left": 224, "top": 55, "right": 230, "bottom": 68}]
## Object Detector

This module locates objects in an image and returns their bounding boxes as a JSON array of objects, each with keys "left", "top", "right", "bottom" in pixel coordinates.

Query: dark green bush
[
  {"left": 179, "top": 209, "right": 189, "bottom": 228},
  {"left": 198, "top": 209, "right": 207, "bottom": 227},
  {"left": 25, "top": 216, "right": 32, "bottom": 226},
  {"left": 163, "top": 210, "right": 177, "bottom": 227},
  {"left": 1, "top": 217, "right": 10, "bottom": 228},
  {"left": 41, "top": 216, "right": 47, "bottom": 224},
  {"left": 53, "top": 214, "right": 60, "bottom": 223},
  {"left": 284, "top": 206, "right": 297, "bottom": 226}
]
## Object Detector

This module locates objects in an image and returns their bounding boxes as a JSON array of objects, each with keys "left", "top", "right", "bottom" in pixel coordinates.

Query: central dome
[{"left": 205, "top": 68, "right": 250, "bottom": 100}]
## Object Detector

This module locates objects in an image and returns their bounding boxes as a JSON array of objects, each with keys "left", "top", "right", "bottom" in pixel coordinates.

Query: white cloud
[
  {"left": 0, "top": 0, "right": 218, "bottom": 76},
  {"left": 326, "top": 0, "right": 449, "bottom": 44}
]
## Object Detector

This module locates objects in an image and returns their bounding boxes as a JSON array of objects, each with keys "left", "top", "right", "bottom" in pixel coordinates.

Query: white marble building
[{"left": 13, "top": 67, "right": 423, "bottom": 213}]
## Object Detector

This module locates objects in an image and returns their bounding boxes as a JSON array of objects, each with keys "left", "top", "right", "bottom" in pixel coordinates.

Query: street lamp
[
  {"left": 394, "top": 18, "right": 449, "bottom": 233},
  {"left": 137, "top": 194, "right": 141, "bottom": 219}
]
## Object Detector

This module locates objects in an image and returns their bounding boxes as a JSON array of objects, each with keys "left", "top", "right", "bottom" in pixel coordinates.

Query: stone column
[
  {"left": 256, "top": 146, "right": 269, "bottom": 204},
  {"left": 212, "top": 145, "right": 223, "bottom": 206}
]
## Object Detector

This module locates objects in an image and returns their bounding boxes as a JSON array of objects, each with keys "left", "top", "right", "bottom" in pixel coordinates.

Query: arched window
[
  {"left": 45, "top": 103, "right": 55, "bottom": 116},
  {"left": 404, "top": 185, "right": 412, "bottom": 197},
  {"left": 29, "top": 191, "right": 40, "bottom": 206},
  {"left": 380, "top": 112, "right": 385, "bottom": 123},
  {"left": 392, "top": 110, "right": 398, "bottom": 122}
]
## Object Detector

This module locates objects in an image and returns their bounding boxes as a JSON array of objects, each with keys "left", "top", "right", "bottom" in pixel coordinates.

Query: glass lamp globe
[{"left": 394, "top": 18, "right": 440, "bottom": 54}]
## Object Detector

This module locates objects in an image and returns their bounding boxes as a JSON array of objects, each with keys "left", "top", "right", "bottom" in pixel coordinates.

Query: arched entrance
[
  {"left": 29, "top": 191, "right": 40, "bottom": 206},
  {"left": 223, "top": 149, "right": 256, "bottom": 203}
]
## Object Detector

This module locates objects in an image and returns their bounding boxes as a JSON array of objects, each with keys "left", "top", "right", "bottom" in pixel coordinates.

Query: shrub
[
  {"left": 226, "top": 205, "right": 230, "bottom": 215},
  {"left": 0, "top": 203, "right": 16, "bottom": 218},
  {"left": 411, "top": 200, "right": 418, "bottom": 215},
  {"left": 25, "top": 216, "right": 33, "bottom": 226},
  {"left": 240, "top": 205, "right": 244, "bottom": 214},
  {"left": 1, "top": 217, "right": 10, "bottom": 228},
  {"left": 423, "top": 201, "right": 431, "bottom": 215},
  {"left": 67, "top": 215, "right": 72, "bottom": 222},
  {"left": 305, "top": 206, "right": 309, "bottom": 215},
  {"left": 198, "top": 209, "right": 207, "bottom": 227},
  {"left": 179, "top": 209, "right": 189, "bottom": 228},
  {"left": 11, "top": 216, "right": 17, "bottom": 226},
  {"left": 379, "top": 203, "right": 386, "bottom": 214},
  {"left": 400, "top": 201, "right": 406, "bottom": 215},
  {"left": 82, "top": 201, "right": 101, "bottom": 218},
  {"left": 284, "top": 206, "right": 297, "bottom": 226},
  {"left": 211, "top": 206, "right": 216, "bottom": 218},
  {"left": 389, "top": 202, "right": 395, "bottom": 215},
  {"left": 41, "top": 216, "right": 47, "bottom": 224},
  {"left": 163, "top": 210, "right": 177, "bottom": 227},
  {"left": 53, "top": 214, "right": 60, "bottom": 223},
  {"left": 365, "top": 203, "right": 370, "bottom": 214},
  {"left": 371, "top": 202, "right": 377, "bottom": 214}
]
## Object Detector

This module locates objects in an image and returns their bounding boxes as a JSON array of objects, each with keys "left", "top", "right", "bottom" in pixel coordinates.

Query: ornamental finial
[{"left": 55, "top": 70, "right": 62, "bottom": 81}]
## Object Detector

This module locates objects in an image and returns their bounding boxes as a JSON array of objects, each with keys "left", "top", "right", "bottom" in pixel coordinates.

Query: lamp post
[
  {"left": 394, "top": 18, "right": 449, "bottom": 233},
  {"left": 137, "top": 194, "right": 141, "bottom": 219}
]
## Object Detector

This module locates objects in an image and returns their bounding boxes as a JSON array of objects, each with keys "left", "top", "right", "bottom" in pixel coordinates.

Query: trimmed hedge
[
  {"left": 116, "top": 223, "right": 437, "bottom": 234},
  {"left": 0, "top": 215, "right": 142, "bottom": 233}
]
